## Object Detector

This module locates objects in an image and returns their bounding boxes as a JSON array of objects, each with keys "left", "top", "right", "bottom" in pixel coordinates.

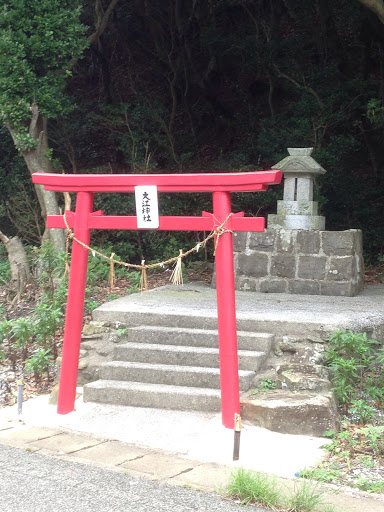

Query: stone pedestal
[{"left": 233, "top": 229, "right": 364, "bottom": 296}]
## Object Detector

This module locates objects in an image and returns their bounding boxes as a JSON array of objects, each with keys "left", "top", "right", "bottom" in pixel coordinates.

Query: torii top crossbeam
[
  {"left": 33, "top": 171, "right": 280, "bottom": 192},
  {"left": 33, "top": 170, "right": 282, "bottom": 430}
]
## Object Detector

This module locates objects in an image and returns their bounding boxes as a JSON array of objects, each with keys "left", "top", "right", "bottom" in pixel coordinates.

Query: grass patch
[
  {"left": 286, "top": 480, "right": 334, "bottom": 512},
  {"left": 226, "top": 467, "right": 281, "bottom": 508},
  {"left": 226, "top": 468, "right": 335, "bottom": 511}
]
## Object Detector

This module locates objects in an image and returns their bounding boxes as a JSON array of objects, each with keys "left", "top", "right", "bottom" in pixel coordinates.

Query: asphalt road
[{"left": 0, "top": 445, "right": 269, "bottom": 512}]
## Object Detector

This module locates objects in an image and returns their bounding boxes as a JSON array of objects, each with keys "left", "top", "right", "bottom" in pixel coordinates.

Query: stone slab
[
  {"left": 0, "top": 426, "right": 61, "bottom": 446},
  {"left": 28, "top": 432, "right": 103, "bottom": 454},
  {"left": 0, "top": 421, "right": 15, "bottom": 432},
  {"left": 121, "top": 452, "right": 199, "bottom": 479},
  {"left": 242, "top": 391, "right": 339, "bottom": 437},
  {"left": 171, "top": 463, "right": 233, "bottom": 492},
  {"left": 69, "top": 440, "right": 149, "bottom": 465}
]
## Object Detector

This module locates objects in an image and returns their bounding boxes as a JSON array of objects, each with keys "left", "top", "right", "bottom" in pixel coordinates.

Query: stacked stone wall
[{"left": 233, "top": 229, "right": 363, "bottom": 296}]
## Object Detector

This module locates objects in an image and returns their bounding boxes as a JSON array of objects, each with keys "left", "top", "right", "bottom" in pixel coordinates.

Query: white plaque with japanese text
[{"left": 135, "top": 185, "right": 159, "bottom": 229}]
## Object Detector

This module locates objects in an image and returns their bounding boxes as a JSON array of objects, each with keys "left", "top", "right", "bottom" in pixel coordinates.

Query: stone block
[
  {"left": 249, "top": 231, "right": 276, "bottom": 251},
  {"left": 238, "top": 253, "right": 269, "bottom": 278},
  {"left": 283, "top": 176, "right": 296, "bottom": 201},
  {"left": 237, "top": 277, "right": 257, "bottom": 292},
  {"left": 260, "top": 279, "right": 288, "bottom": 293},
  {"left": 121, "top": 452, "right": 198, "bottom": 479},
  {"left": 171, "top": 463, "right": 232, "bottom": 493},
  {"left": 232, "top": 231, "right": 248, "bottom": 252},
  {"left": 242, "top": 391, "right": 339, "bottom": 436},
  {"left": 270, "top": 254, "right": 295, "bottom": 278},
  {"left": 28, "top": 433, "right": 102, "bottom": 454},
  {"left": 296, "top": 177, "right": 313, "bottom": 201},
  {"left": 288, "top": 280, "right": 320, "bottom": 295},
  {"left": 298, "top": 256, "right": 326, "bottom": 280},
  {"left": 0, "top": 427, "right": 61, "bottom": 446},
  {"left": 275, "top": 230, "right": 295, "bottom": 253},
  {"left": 354, "top": 229, "right": 363, "bottom": 254},
  {"left": 327, "top": 256, "right": 354, "bottom": 281},
  {"left": 296, "top": 231, "right": 320, "bottom": 254},
  {"left": 267, "top": 213, "right": 285, "bottom": 229},
  {"left": 321, "top": 231, "right": 356, "bottom": 256},
  {"left": 269, "top": 214, "right": 325, "bottom": 230},
  {"left": 283, "top": 215, "right": 325, "bottom": 230},
  {"left": 276, "top": 200, "right": 318, "bottom": 215},
  {"left": 70, "top": 441, "right": 148, "bottom": 465},
  {"left": 320, "top": 282, "right": 355, "bottom": 297}
]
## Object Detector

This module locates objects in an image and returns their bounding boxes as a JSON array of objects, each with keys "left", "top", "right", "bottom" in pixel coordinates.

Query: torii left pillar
[
  {"left": 59, "top": 191, "right": 94, "bottom": 417},
  {"left": 32, "top": 170, "right": 282, "bottom": 429}
]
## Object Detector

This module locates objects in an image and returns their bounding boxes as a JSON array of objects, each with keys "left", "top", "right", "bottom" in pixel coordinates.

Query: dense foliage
[
  {"left": 0, "top": 0, "right": 88, "bottom": 149},
  {"left": 1, "top": 0, "right": 384, "bottom": 263}
]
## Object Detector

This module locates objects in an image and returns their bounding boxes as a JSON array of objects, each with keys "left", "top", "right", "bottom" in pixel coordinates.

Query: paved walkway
[{"left": 1, "top": 392, "right": 383, "bottom": 511}]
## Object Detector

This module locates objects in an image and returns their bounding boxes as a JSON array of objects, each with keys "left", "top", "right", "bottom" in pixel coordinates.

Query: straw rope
[{"left": 63, "top": 211, "right": 234, "bottom": 290}]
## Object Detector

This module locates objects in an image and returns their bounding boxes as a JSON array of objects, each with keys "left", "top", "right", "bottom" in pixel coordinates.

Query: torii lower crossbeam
[{"left": 33, "top": 171, "right": 282, "bottom": 429}]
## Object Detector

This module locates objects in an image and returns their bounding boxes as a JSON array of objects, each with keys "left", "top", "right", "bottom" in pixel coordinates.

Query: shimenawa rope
[{"left": 63, "top": 211, "right": 233, "bottom": 290}]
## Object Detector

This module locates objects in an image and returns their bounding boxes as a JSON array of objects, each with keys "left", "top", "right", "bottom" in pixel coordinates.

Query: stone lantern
[{"left": 268, "top": 148, "right": 326, "bottom": 230}]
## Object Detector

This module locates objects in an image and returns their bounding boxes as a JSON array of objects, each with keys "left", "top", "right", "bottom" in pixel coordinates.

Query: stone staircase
[
  {"left": 83, "top": 326, "right": 274, "bottom": 411},
  {"left": 77, "top": 283, "right": 348, "bottom": 436}
]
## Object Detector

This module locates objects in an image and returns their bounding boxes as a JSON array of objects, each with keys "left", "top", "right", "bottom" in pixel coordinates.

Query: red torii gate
[{"left": 32, "top": 171, "right": 282, "bottom": 429}]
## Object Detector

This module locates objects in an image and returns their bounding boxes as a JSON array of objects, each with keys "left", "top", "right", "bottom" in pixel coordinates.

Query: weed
[
  {"left": 84, "top": 299, "right": 100, "bottom": 314},
  {"left": 0, "top": 247, "right": 10, "bottom": 283},
  {"left": 251, "top": 378, "right": 278, "bottom": 394},
  {"left": 226, "top": 468, "right": 281, "bottom": 508},
  {"left": 355, "top": 478, "right": 384, "bottom": 493},
  {"left": 286, "top": 480, "right": 334, "bottom": 512},
  {"left": 226, "top": 468, "right": 335, "bottom": 511},
  {"left": 106, "top": 293, "right": 120, "bottom": 301},
  {"left": 324, "top": 330, "right": 384, "bottom": 418},
  {"left": 0, "top": 241, "right": 67, "bottom": 372},
  {"left": 357, "top": 455, "right": 374, "bottom": 468},
  {"left": 359, "top": 425, "right": 384, "bottom": 455},
  {"left": 116, "top": 328, "right": 129, "bottom": 338},
  {"left": 24, "top": 348, "right": 53, "bottom": 383},
  {"left": 349, "top": 399, "right": 376, "bottom": 425},
  {"left": 299, "top": 467, "right": 342, "bottom": 483},
  {"left": 259, "top": 378, "right": 277, "bottom": 391}
]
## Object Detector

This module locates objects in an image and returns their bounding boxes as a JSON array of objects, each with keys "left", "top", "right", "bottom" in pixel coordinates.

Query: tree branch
[
  {"left": 356, "top": 0, "right": 384, "bottom": 24},
  {"left": 88, "top": 0, "right": 121, "bottom": 46},
  {"left": 273, "top": 64, "right": 324, "bottom": 108},
  {"left": 0, "top": 230, "right": 9, "bottom": 244}
]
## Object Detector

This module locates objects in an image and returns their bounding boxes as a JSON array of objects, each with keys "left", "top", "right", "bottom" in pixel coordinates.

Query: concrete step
[
  {"left": 113, "top": 342, "right": 267, "bottom": 372},
  {"left": 124, "top": 326, "right": 274, "bottom": 352},
  {"left": 83, "top": 380, "right": 222, "bottom": 411},
  {"left": 100, "top": 361, "right": 255, "bottom": 391}
]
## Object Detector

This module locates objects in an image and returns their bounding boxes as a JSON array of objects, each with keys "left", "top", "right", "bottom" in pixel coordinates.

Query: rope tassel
[
  {"left": 140, "top": 260, "right": 148, "bottom": 292},
  {"left": 170, "top": 249, "right": 183, "bottom": 286}
]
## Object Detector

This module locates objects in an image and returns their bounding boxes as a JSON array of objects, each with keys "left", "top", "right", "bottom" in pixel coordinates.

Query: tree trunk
[
  {"left": 0, "top": 231, "right": 31, "bottom": 294},
  {"left": 6, "top": 107, "right": 66, "bottom": 253},
  {"left": 356, "top": 0, "right": 384, "bottom": 24}
]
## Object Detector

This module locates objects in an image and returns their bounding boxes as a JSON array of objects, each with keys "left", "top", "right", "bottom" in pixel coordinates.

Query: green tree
[{"left": 0, "top": 0, "right": 88, "bottom": 251}]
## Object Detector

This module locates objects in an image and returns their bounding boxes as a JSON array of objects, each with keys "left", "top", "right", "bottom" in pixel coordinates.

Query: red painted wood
[
  {"left": 32, "top": 170, "right": 281, "bottom": 192},
  {"left": 47, "top": 213, "right": 265, "bottom": 232},
  {"left": 57, "top": 192, "right": 93, "bottom": 415},
  {"left": 212, "top": 191, "right": 240, "bottom": 429}
]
